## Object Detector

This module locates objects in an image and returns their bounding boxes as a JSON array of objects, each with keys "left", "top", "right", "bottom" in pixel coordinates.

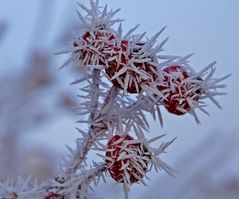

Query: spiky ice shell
[
  {"left": 105, "top": 40, "right": 158, "bottom": 93},
  {"left": 105, "top": 135, "right": 150, "bottom": 184},
  {"left": 44, "top": 192, "right": 59, "bottom": 199},
  {"left": 158, "top": 65, "right": 203, "bottom": 115},
  {"left": 73, "top": 28, "right": 115, "bottom": 66}
]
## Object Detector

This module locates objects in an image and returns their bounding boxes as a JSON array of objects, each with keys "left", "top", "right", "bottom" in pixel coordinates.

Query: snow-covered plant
[{"left": 0, "top": 0, "right": 230, "bottom": 199}]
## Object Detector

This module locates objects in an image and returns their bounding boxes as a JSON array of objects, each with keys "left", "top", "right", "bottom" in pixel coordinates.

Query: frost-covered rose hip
[
  {"left": 157, "top": 65, "right": 202, "bottom": 115},
  {"left": 73, "top": 27, "right": 115, "bottom": 66},
  {"left": 105, "top": 135, "right": 150, "bottom": 184},
  {"left": 44, "top": 192, "right": 59, "bottom": 199},
  {"left": 105, "top": 40, "right": 158, "bottom": 93}
]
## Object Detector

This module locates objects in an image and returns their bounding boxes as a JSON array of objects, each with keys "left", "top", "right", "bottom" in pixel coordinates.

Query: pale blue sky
[{"left": 0, "top": 0, "right": 239, "bottom": 198}]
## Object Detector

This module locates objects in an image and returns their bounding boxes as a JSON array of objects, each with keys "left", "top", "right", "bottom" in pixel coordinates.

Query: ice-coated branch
[
  {"left": 57, "top": 0, "right": 229, "bottom": 194},
  {"left": 0, "top": 163, "right": 107, "bottom": 199},
  {"left": 89, "top": 69, "right": 101, "bottom": 121},
  {"left": 63, "top": 69, "right": 101, "bottom": 177},
  {"left": 0, "top": 0, "right": 230, "bottom": 199},
  {"left": 0, "top": 177, "right": 46, "bottom": 199},
  {"left": 50, "top": 163, "right": 107, "bottom": 199},
  {"left": 63, "top": 86, "right": 119, "bottom": 177}
]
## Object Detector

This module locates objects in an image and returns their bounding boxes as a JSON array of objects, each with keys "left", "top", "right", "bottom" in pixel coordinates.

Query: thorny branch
[
  {"left": 0, "top": 0, "right": 230, "bottom": 199},
  {"left": 64, "top": 86, "right": 119, "bottom": 177}
]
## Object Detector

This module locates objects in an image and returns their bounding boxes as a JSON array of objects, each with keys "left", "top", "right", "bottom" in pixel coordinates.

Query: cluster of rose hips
[
  {"left": 73, "top": 26, "right": 203, "bottom": 116},
  {"left": 59, "top": 1, "right": 228, "bottom": 188},
  {"left": 70, "top": 24, "right": 208, "bottom": 184}
]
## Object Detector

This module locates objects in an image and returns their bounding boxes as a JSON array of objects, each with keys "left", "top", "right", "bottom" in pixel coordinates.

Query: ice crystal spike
[
  {"left": 123, "top": 24, "right": 140, "bottom": 39},
  {"left": 77, "top": 1, "right": 123, "bottom": 29}
]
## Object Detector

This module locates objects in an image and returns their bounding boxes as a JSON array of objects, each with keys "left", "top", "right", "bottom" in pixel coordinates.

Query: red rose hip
[
  {"left": 105, "top": 41, "right": 158, "bottom": 93},
  {"left": 157, "top": 65, "right": 202, "bottom": 115},
  {"left": 73, "top": 27, "right": 115, "bottom": 66},
  {"left": 105, "top": 135, "right": 150, "bottom": 184}
]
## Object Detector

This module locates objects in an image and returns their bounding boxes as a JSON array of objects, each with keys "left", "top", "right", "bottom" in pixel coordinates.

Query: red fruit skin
[
  {"left": 105, "top": 135, "right": 149, "bottom": 184},
  {"left": 158, "top": 65, "right": 202, "bottom": 115},
  {"left": 105, "top": 40, "right": 158, "bottom": 93},
  {"left": 73, "top": 30, "right": 115, "bottom": 65},
  {"left": 45, "top": 192, "right": 59, "bottom": 199}
]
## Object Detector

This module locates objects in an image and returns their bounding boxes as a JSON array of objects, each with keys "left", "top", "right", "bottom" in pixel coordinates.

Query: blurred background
[{"left": 0, "top": 0, "right": 238, "bottom": 198}]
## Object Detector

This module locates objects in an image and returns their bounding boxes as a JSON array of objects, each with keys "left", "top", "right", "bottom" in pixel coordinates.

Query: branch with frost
[
  {"left": 0, "top": 177, "right": 46, "bottom": 199},
  {"left": 0, "top": 133, "right": 175, "bottom": 199},
  {"left": 0, "top": 163, "right": 107, "bottom": 199},
  {"left": 62, "top": 69, "right": 102, "bottom": 176},
  {"left": 89, "top": 69, "right": 101, "bottom": 121},
  {"left": 62, "top": 85, "right": 119, "bottom": 179},
  {"left": 55, "top": 1, "right": 229, "bottom": 197},
  {"left": 50, "top": 163, "right": 107, "bottom": 199},
  {"left": 0, "top": 0, "right": 230, "bottom": 199}
]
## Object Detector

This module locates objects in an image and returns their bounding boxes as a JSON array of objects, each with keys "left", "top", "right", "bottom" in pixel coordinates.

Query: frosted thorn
[
  {"left": 111, "top": 8, "right": 121, "bottom": 17},
  {"left": 77, "top": 2, "right": 91, "bottom": 14},
  {"left": 207, "top": 93, "right": 222, "bottom": 109},
  {"left": 117, "top": 23, "right": 123, "bottom": 38},
  {"left": 59, "top": 57, "right": 73, "bottom": 69},
  {"left": 156, "top": 105, "right": 163, "bottom": 127},
  {"left": 149, "top": 26, "right": 167, "bottom": 46},
  {"left": 197, "top": 61, "right": 217, "bottom": 76},
  {"left": 181, "top": 53, "right": 194, "bottom": 61},
  {"left": 122, "top": 182, "right": 130, "bottom": 199},
  {"left": 213, "top": 73, "right": 232, "bottom": 84},
  {"left": 191, "top": 110, "right": 201, "bottom": 124},
  {"left": 101, "top": 5, "right": 108, "bottom": 19},
  {"left": 148, "top": 134, "right": 167, "bottom": 144},
  {"left": 124, "top": 24, "right": 140, "bottom": 39},
  {"left": 76, "top": 9, "right": 87, "bottom": 26},
  {"left": 157, "top": 36, "right": 169, "bottom": 51}
]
